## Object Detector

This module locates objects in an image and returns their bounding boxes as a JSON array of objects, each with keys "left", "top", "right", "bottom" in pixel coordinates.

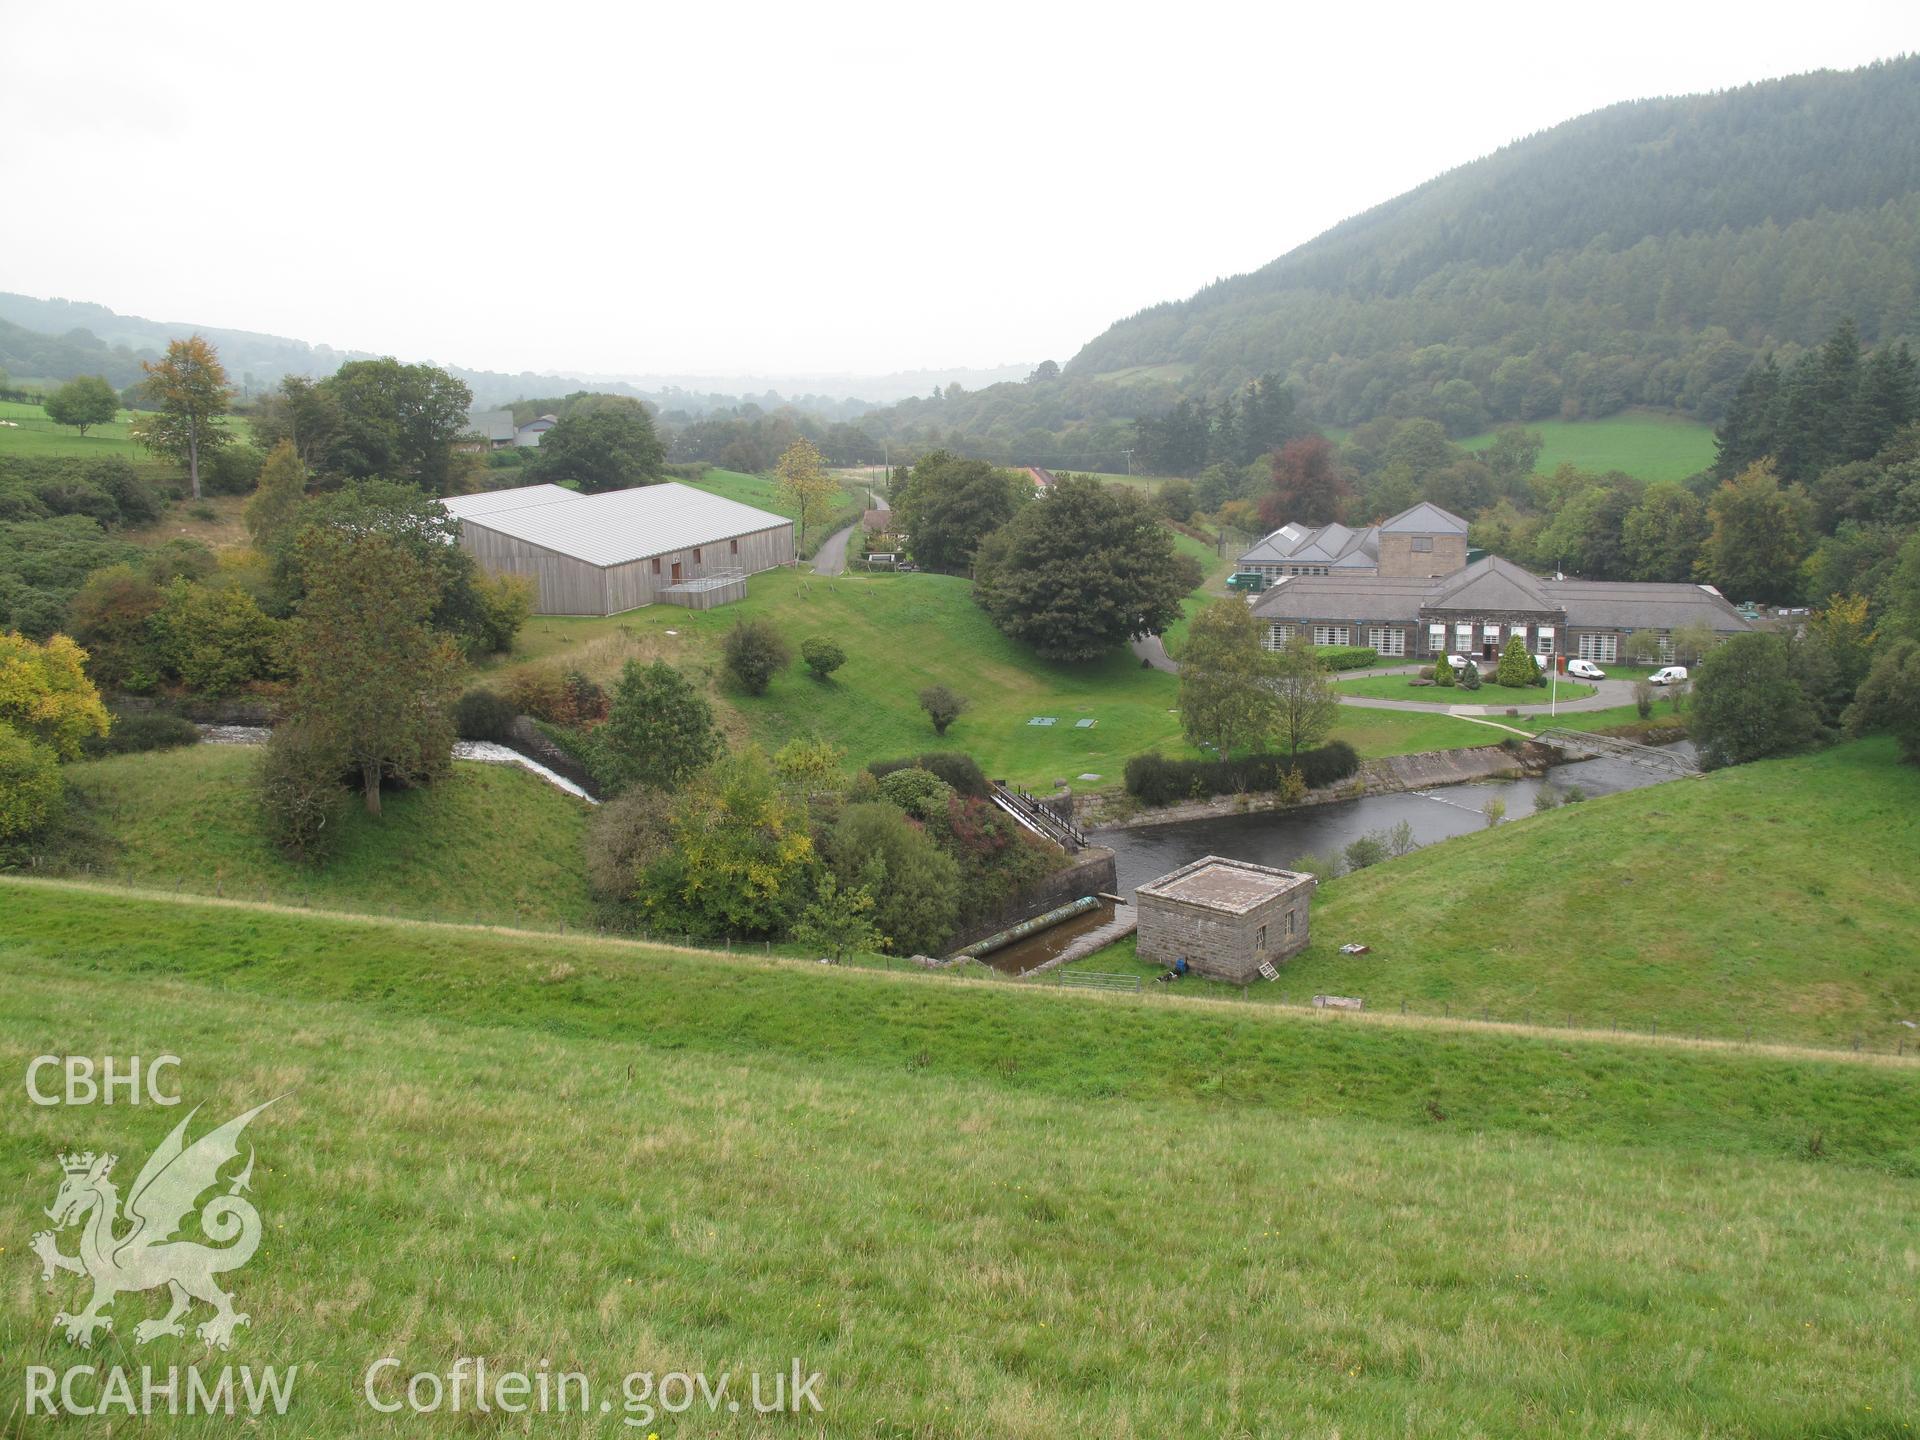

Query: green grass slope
[
  {"left": 0, "top": 398, "right": 146, "bottom": 458},
  {"left": 57, "top": 745, "right": 594, "bottom": 927},
  {"left": 486, "top": 568, "right": 1500, "bottom": 787},
  {"left": 1, "top": 883, "right": 1915, "bottom": 1435},
  {"left": 1268, "top": 740, "right": 1920, "bottom": 1046},
  {"left": 1459, "top": 410, "right": 1718, "bottom": 483}
]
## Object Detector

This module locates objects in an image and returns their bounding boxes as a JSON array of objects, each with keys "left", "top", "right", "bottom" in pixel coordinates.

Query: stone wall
[
  {"left": 1379, "top": 532, "right": 1467, "bottom": 578},
  {"left": 942, "top": 847, "right": 1118, "bottom": 953},
  {"left": 1136, "top": 886, "right": 1312, "bottom": 983}
]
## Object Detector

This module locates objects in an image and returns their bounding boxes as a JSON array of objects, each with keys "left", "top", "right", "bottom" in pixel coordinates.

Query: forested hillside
[{"left": 1069, "top": 57, "right": 1920, "bottom": 431}]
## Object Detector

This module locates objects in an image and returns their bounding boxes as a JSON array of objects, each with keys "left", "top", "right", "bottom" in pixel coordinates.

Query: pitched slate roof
[
  {"left": 1425, "top": 555, "right": 1560, "bottom": 614},
  {"left": 1239, "top": 521, "right": 1378, "bottom": 568},
  {"left": 442, "top": 482, "right": 790, "bottom": 567},
  {"left": 1247, "top": 573, "right": 1436, "bottom": 623},
  {"left": 1542, "top": 579, "right": 1750, "bottom": 632},
  {"left": 1378, "top": 501, "right": 1469, "bottom": 534}
]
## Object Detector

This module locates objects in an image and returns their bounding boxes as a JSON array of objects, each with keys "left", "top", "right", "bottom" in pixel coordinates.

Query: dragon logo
[{"left": 32, "top": 1099, "right": 278, "bottom": 1350}]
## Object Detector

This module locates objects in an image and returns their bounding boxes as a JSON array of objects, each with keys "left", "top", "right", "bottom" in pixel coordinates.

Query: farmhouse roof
[{"left": 443, "top": 482, "right": 791, "bottom": 567}]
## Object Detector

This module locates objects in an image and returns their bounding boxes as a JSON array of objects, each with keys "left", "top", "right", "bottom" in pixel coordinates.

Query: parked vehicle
[
  {"left": 1566, "top": 658, "right": 1607, "bottom": 680},
  {"left": 1648, "top": 666, "right": 1689, "bottom": 686},
  {"left": 1227, "top": 571, "right": 1269, "bottom": 593},
  {"left": 1445, "top": 653, "right": 1471, "bottom": 671}
]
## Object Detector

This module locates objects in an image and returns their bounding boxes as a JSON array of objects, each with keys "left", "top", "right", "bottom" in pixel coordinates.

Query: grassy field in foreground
[
  {"left": 56, "top": 745, "right": 594, "bottom": 927},
  {"left": 0, "top": 883, "right": 1914, "bottom": 1435},
  {"left": 480, "top": 568, "right": 1500, "bottom": 787},
  {"left": 1084, "top": 741, "right": 1920, "bottom": 1048},
  {"left": 1459, "top": 409, "right": 1718, "bottom": 483}
]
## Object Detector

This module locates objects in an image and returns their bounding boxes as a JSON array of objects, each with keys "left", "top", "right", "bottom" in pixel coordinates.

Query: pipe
[{"left": 951, "top": 896, "right": 1101, "bottom": 960}]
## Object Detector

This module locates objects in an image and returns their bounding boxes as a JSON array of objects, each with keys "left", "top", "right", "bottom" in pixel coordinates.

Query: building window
[
  {"left": 1428, "top": 623, "right": 1446, "bottom": 654},
  {"left": 1576, "top": 633, "right": 1619, "bottom": 663},
  {"left": 1482, "top": 623, "right": 1501, "bottom": 646},
  {"left": 730, "top": 538, "right": 739, "bottom": 555},
  {"left": 1265, "top": 622, "right": 1290, "bottom": 651},
  {"left": 1654, "top": 630, "right": 1673, "bottom": 661},
  {"left": 693, "top": 547, "right": 703, "bottom": 563},
  {"left": 1412, "top": 536, "right": 1433, "bottom": 553},
  {"left": 1369, "top": 626, "right": 1405, "bottom": 657},
  {"left": 1287, "top": 909, "right": 1296, "bottom": 935},
  {"left": 1257, "top": 924, "right": 1268, "bottom": 953},
  {"left": 1454, "top": 622, "right": 1472, "bottom": 651},
  {"left": 1312, "top": 624, "right": 1350, "bottom": 647},
  {"left": 1536, "top": 626, "right": 1554, "bottom": 655},
  {"left": 651, "top": 557, "right": 661, "bottom": 575}
]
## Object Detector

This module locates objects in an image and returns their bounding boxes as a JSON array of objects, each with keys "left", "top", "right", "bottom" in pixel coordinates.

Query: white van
[{"left": 1648, "top": 666, "right": 1689, "bottom": 686}]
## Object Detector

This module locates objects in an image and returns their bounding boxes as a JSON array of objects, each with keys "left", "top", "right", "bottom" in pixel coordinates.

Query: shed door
[{"left": 671, "top": 561, "right": 683, "bottom": 584}]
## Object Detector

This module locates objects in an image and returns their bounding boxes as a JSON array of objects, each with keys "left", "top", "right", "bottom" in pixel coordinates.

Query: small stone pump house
[{"left": 1135, "top": 856, "right": 1316, "bottom": 982}]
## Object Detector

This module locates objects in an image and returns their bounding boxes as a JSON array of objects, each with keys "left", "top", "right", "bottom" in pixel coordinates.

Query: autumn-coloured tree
[
  {"left": 0, "top": 631, "right": 111, "bottom": 759},
  {"left": 1259, "top": 436, "right": 1351, "bottom": 530},
  {"left": 133, "top": 336, "right": 233, "bottom": 499},
  {"left": 773, "top": 437, "right": 838, "bottom": 556}
]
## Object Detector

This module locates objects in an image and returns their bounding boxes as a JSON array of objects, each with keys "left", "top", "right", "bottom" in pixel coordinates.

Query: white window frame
[
  {"left": 1454, "top": 622, "right": 1473, "bottom": 651},
  {"left": 1576, "top": 633, "right": 1618, "bottom": 663},
  {"left": 1482, "top": 623, "right": 1501, "bottom": 646},
  {"left": 1312, "top": 624, "right": 1350, "bottom": 647},
  {"left": 1265, "top": 622, "right": 1291, "bottom": 651},
  {"left": 1369, "top": 626, "right": 1405, "bottom": 657},
  {"left": 1428, "top": 623, "right": 1446, "bottom": 654},
  {"left": 1535, "top": 626, "right": 1555, "bottom": 656}
]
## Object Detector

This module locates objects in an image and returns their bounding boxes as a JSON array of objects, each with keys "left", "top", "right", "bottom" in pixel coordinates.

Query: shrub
[
  {"left": 149, "top": 578, "right": 287, "bottom": 696},
  {"left": 81, "top": 710, "right": 199, "bottom": 757},
  {"left": 1291, "top": 850, "right": 1342, "bottom": 880},
  {"left": 1482, "top": 796, "right": 1506, "bottom": 827},
  {"left": 1123, "top": 741, "right": 1359, "bottom": 805},
  {"left": 876, "top": 766, "right": 954, "bottom": 820},
  {"left": 827, "top": 801, "right": 962, "bottom": 954},
  {"left": 800, "top": 635, "right": 847, "bottom": 680},
  {"left": 562, "top": 670, "right": 609, "bottom": 724},
  {"left": 1534, "top": 783, "right": 1562, "bottom": 811},
  {"left": 1633, "top": 678, "right": 1655, "bottom": 719},
  {"left": 1563, "top": 785, "right": 1587, "bottom": 803},
  {"left": 723, "top": 619, "right": 791, "bottom": 695},
  {"left": 257, "top": 723, "right": 348, "bottom": 864},
  {"left": 0, "top": 722, "right": 64, "bottom": 842},
  {"left": 1343, "top": 834, "right": 1388, "bottom": 871},
  {"left": 1495, "top": 635, "right": 1538, "bottom": 688},
  {"left": 202, "top": 443, "right": 265, "bottom": 496},
  {"left": 1417, "top": 665, "right": 1436, "bottom": 681},
  {"left": 1458, "top": 661, "right": 1482, "bottom": 691},
  {"left": 583, "top": 785, "right": 676, "bottom": 902},
  {"left": 869, "top": 751, "right": 989, "bottom": 798},
  {"left": 1314, "top": 645, "right": 1380, "bottom": 671},
  {"left": 452, "top": 688, "right": 516, "bottom": 742},
  {"left": 918, "top": 684, "right": 968, "bottom": 735},
  {"left": 1433, "top": 656, "right": 1455, "bottom": 688},
  {"left": 595, "top": 659, "right": 721, "bottom": 795},
  {"left": 471, "top": 572, "right": 534, "bottom": 655},
  {"left": 502, "top": 665, "right": 606, "bottom": 726}
]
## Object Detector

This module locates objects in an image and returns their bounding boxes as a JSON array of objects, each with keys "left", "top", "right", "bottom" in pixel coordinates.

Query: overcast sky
[{"left": 2, "top": 1, "right": 1913, "bottom": 382}]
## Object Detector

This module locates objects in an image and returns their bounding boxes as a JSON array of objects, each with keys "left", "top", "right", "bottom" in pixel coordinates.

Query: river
[{"left": 1097, "top": 745, "right": 1696, "bottom": 894}]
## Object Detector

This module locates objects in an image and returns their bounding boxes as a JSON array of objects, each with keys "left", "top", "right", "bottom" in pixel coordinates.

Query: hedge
[
  {"left": 1316, "top": 645, "right": 1379, "bottom": 671},
  {"left": 1124, "top": 741, "right": 1361, "bottom": 806}
]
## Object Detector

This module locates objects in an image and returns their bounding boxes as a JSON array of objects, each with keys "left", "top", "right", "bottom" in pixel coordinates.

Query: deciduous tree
[
  {"left": 1697, "top": 461, "right": 1811, "bottom": 604},
  {"left": 597, "top": 659, "right": 723, "bottom": 794},
  {"left": 0, "top": 630, "right": 110, "bottom": 759},
  {"left": 1271, "top": 632, "right": 1339, "bottom": 757},
  {"left": 244, "top": 440, "right": 309, "bottom": 552},
  {"left": 1690, "top": 631, "right": 1818, "bottom": 769},
  {"left": 1259, "top": 436, "right": 1350, "bottom": 529},
  {"left": 1178, "top": 598, "right": 1276, "bottom": 757},
  {"left": 774, "top": 437, "right": 839, "bottom": 556},
  {"left": 1845, "top": 638, "right": 1920, "bottom": 762},
  {"left": 973, "top": 475, "right": 1201, "bottom": 662},
  {"left": 290, "top": 529, "right": 461, "bottom": 815},
  {"left": 133, "top": 336, "right": 232, "bottom": 499},
  {"left": 44, "top": 376, "right": 119, "bottom": 437},
  {"left": 529, "top": 402, "right": 665, "bottom": 493}
]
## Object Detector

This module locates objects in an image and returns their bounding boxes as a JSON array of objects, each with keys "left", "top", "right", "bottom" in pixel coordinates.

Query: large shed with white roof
[{"left": 441, "top": 482, "right": 794, "bottom": 615}]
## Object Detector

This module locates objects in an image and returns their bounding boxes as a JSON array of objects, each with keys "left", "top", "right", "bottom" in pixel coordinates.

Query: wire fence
[{"left": 14, "top": 864, "right": 1916, "bottom": 1063}]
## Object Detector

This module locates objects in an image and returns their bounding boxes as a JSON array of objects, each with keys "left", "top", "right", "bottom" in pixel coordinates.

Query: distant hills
[
  {"left": 0, "top": 292, "right": 1028, "bottom": 417},
  {"left": 1068, "top": 56, "right": 1920, "bottom": 430}
]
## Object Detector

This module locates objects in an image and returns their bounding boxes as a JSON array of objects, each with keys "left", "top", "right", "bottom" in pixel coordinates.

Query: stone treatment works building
[
  {"left": 1135, "top": 857, "right": 1317, "bottom": 983},
  {"left": 441, "top": 482, "right": 794, "bottom": 616},
  {"left": 1248, "top": 554, "right": 1752, "bottom": 664},
  {"left": 1236, "top": 502, "right": 1470, "bottom": 581}
]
